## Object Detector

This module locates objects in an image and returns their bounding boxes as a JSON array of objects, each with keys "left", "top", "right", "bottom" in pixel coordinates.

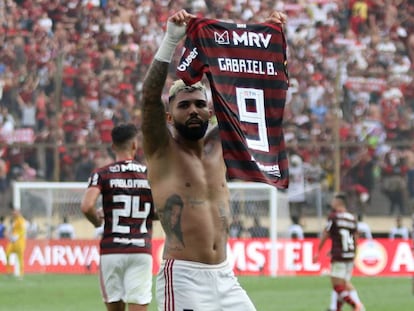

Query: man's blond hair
[{"left": 168, "top": 79, "right": 207, "bottom": 102}]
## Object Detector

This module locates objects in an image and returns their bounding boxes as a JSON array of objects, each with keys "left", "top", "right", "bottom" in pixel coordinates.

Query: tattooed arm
[
  {"left": 141, "top": 60, "right": 170, "bottom": 157},
  {"left": 141, "top": 10, "right": 196, "bottom": 157}
]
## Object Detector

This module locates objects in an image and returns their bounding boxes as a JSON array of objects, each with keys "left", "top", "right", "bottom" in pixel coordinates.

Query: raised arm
[
  {"left": 141, "top": 59, "right": 170, "bottom": 157},
  {"left": 141, "top": 10, "right": 195, "bottom": 157},
  {"left": 204, "top": 124, "right": 221, "bottom": 146}
]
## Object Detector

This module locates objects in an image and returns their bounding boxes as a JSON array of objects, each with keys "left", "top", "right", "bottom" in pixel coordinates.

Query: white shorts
[
  {"left": 156, "top": 259, "right": 256, "bottom": 311},
  {"left": 330, "top": 261, "right": 354, "bottom": 281},
  {"left": 99, "top": 253, "right": 152, "bottom": 305}
]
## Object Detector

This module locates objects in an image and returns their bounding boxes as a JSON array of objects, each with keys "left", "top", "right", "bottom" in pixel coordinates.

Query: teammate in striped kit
[
  {"left": 313, "top": 192, "right": 365, "bottom": 311},
  {"left": 81, "top": 123, "right": 156, "bottom": 311},
  {"left": 142, "top": 8, "right": 286, "bottom": 311}
]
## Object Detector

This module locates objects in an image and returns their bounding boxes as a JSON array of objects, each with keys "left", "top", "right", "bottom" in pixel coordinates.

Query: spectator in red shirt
[{"left": 96, "top": 108, "right": 114, "bottom": 144}]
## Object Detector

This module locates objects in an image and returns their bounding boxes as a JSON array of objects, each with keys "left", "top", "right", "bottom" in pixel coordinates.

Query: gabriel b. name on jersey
[
  {"left": 177, "top": 47, "right": 280, "bottom": 76},
  {"left": 218, "top": 57, "right": 279, "bottom": 76}
]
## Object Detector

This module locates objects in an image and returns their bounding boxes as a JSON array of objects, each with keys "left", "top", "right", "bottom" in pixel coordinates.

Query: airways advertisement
[{"left": 0, "top": 239, "right": 412, "bottom": 276}]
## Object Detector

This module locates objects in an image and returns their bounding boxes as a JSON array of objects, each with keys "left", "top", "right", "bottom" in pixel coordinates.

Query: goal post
[
  {"left": 228, "top": 182, "right": 280, "bottom": 276},
  {"left": 13, "top": 182, "right": 91, "bottom": 239}
]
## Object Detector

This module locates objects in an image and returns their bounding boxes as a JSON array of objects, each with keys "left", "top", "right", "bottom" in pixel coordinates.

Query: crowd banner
[{"left": 0, "top": 238, "right": 412, "bottom": 276}]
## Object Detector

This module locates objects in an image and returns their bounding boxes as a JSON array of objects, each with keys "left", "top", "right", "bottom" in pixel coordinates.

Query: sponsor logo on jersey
[
  {"left": 91, "top": 173, "right": 99, "bottom": 185},
  {"left": 114, "top": 237, "right": 145, "bottom": 246},
  {"left": 213, "top": 31, "right": 272, "bottom": 48},
  {"left": 214, "top": 31, "right": 230, "bottom": 44},
  {"left": 120, "top": 162, "right": 147, "bottom": 173},
  {"left": 177, "top": 47, "right": 198, "bottom": 71},
  {"left": 109, "top": 163, "right": 147, "bottom": 173},
  {"left": 257, "top": 163, "right": 281, "bottom": 177},
  {"left": 109, "top": 165, "right": 120, "bottom": 172}
]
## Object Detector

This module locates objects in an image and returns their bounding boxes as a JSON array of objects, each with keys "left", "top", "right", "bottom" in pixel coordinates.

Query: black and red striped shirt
[
  {"left": 177, "top": 17, "right": 289, "bottom": 188},
  {"left": 325, "top": 211, "right": 357, "bottom": 262},
  {"left": 87, "top": 160, "right": 155, "bottom": 255}
]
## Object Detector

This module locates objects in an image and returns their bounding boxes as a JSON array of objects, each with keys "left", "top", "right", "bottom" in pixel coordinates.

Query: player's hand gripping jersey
[{"left": 177, "top": 18, "right": 289, "bottom": 188}]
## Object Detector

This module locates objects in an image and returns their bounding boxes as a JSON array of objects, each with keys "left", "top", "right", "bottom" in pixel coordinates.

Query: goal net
[{"left": 13, "top": 182, "right": 94, "bottom": 239}]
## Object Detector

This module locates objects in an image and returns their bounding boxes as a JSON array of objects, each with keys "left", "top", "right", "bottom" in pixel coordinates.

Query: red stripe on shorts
[{"left": 164, "top": 259, "right": 175, "bottom": 311}]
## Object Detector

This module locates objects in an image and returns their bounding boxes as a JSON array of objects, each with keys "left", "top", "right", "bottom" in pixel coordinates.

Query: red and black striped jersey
[
  {"left": 325, "top": 211, "right": 357, "bottom": 262},
  {"left": 87, "top": 160, "right": 155, "bottom": 255},
  {"left": 176, "top": 17, "right": 289, "bottom": 188}
]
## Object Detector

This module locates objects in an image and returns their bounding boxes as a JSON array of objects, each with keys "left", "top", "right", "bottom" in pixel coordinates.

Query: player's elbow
[{"left": 80, "top": 198, "right": 94, "bottom": 215}]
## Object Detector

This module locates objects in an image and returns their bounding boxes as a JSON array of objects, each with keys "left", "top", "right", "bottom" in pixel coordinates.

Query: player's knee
[{"left": 333, "top": 284, "right": 346, "bottom": 294}]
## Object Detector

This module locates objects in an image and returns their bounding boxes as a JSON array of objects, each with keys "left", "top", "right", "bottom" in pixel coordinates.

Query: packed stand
[{"left": 0, "top": 0, "right": 413, "bottom": 217}]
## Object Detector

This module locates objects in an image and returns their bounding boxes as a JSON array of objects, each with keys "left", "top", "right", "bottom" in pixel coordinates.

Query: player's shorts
[
  {"left": 99, "top": 253, "right": 152, "bottom": 305},
  {"left": 330, "top": 261, "right": 354, "bottom": 281},
  {"left": 156, "top": 258, "right": 256, "bottom": 311}
]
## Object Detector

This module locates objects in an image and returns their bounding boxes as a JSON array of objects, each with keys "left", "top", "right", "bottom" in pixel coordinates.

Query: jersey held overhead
[
  {"left": 87, "top": 160, "right": 155, "bottom": 255},
  {"left": 177, "top": 17, "right": 289, "bottom": 188}
]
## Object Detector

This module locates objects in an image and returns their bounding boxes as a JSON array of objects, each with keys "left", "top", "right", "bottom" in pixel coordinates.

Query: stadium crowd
[{"left": 0, "top": 0, "right": 414, "bottom": 217}]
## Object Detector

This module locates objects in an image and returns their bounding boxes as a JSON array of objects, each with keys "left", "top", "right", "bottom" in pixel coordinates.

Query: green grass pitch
[{"left": 0, "top": 274, "right": 411, "bottom": 311}]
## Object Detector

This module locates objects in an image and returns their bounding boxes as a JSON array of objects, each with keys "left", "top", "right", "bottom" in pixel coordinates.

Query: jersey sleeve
[
  {"left": 325, "top": 212, "right": 335, "bottom": 233},
  {"left": 87, "top": 170, "right": 102, "bottom": 190},
  {"left": 176, "top": 18, "right": 208, "bottom": 85}
]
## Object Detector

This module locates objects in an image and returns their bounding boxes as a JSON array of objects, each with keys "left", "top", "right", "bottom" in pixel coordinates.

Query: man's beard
[{"left": 174, "top": 119, "right": 209, "bottom": 141}]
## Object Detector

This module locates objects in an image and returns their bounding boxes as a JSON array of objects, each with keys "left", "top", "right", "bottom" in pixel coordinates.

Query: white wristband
[
  {"left": 154, "top": 36, "right": 179, "bottom": 63},
  {"left": 154, "top": 21, "right": 187, "bottom": 63}
]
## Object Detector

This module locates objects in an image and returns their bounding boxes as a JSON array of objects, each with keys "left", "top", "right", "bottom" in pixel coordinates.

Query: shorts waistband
[{"left": 160, "top": 258, "right": 229, "bottom": 270}]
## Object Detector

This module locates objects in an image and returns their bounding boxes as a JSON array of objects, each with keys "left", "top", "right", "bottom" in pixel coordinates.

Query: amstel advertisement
[{"left": 0, "top": 239, "right": 412, "bottom": 276}]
